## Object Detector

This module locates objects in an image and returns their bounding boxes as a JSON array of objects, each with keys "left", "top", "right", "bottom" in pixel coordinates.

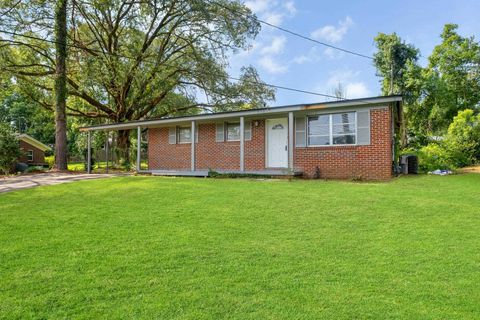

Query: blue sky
[{"left": 228, "top": 0, "right": 480, "bottom": 106}]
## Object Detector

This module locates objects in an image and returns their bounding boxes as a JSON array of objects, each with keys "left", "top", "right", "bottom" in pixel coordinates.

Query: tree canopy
[
  {"left": 0, "top": 0, "right": 275, "bottom": 160},
  {"left": 374, "top": 25, "right": 480, "bottom": 145}
]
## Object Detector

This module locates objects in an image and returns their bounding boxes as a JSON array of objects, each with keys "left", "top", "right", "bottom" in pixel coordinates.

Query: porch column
[
  {"left": 87, "top": 131, "right": 91, "bottom": 174},
  {"left": 240, "top": 116, "right": 245, "bottom": 171},
  {"left": 136, "top": 126, "right": 141, "bottom": 172},
  {"left": 288, "top": 112, "right": 294, "bottom": 170},
  {"left": 105, "top": 132, "right": 109, "bottom": 174},
  {"left": 191, "top": 120, "right": 196, "bottom": 171}
]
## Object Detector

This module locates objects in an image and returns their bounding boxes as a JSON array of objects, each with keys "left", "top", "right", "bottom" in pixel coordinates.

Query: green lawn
[{"left": 1, "top": 175, "right": 479, "bottom": 319}]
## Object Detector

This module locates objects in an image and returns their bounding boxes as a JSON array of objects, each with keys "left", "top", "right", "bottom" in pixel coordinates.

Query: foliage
[
  {"left": 416, "top": 109, "right": 480, "bottom": 170},
  {"left": 0, "top": 0, "right": 275, "bottom": 161},
  {"left": 45, "top": 155, "right": 54, "bottom": 169},
  {"left": 373, "top": 33, "right": 420, "bottom": 96},
  {"left": 418, "top": 143, "right": 450, "bottom": 172},
  {"left": 1, "top": 175, "right": 480, "bottom": 318},
  {"left": 0, "top": 123, "right": 20, "bottom": 174},
  {"left": 24, "top": 165, "right": 46, "bottom": 173},
  {"left": 374, "top": 25, "right": 480, "bottom": 145},
  {"left": 207, "top": 169, "right": 272, "bottom": 179},
  {"left": 443, "top": 109, "right": 480, "bottom": 167},
  {"left": 0, "top": 85, "right": 55, "bottom": 144}
]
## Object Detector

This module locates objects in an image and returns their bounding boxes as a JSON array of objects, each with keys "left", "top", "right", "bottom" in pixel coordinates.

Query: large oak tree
[{"left": 0, "top": 0, "right": 274, "bottom": 161}]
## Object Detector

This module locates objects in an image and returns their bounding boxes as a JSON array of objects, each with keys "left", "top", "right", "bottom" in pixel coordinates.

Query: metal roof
[
  {"left": 79, "top": 95, "right": 402, "bottom": 132},
  {"left": 17, "top": 134, "right": 51, "bottom": 151}
]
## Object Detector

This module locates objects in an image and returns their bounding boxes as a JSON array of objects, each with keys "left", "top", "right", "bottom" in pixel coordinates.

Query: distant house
[
  {"left": 17, "top": 134, "right": 51, "bottom": 166},
  {"left": 80, "top": 95, "right": 402, "bottom": 180}
]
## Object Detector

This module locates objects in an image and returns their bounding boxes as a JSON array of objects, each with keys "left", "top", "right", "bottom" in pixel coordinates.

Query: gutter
[{"left": 79, "top": 95, "right": 402, "bottom": 132}]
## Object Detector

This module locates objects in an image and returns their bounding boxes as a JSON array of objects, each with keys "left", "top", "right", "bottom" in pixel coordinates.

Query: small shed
[{"left": 17, "top": 134, "right": 51, "bottom": 166}]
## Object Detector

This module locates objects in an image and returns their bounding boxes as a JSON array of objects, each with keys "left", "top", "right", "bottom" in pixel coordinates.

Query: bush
[
  {"left": 418, "top": 143, "right": 450, "bottom": 172},
  {"left": 443, "top": 109, "right": 480, "bottom": 167},
  {"left": 415, "top": 109, "right": 480, "bottom": 172},
  {"left": 24, "top": 166, "right": 46, "bottom": 174},
  {"left": 0, "top": 124, "right": 20, "bottom": 175},
  {"left": 45, "top": 155, "right": 55, "bottom": 169}
]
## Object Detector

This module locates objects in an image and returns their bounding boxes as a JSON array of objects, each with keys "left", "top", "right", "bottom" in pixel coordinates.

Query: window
[
  {"left": 177, "top": 127, "right": 191, "bottom": 143},
  {"left": 27, "top": 150, "right": 34, "bottom": 162},
  {"left": 226, "top": 122, "right": 240, "bottom": 141},
  {"left": 307, "top": 112, "right": 356, "bottom": 146}
]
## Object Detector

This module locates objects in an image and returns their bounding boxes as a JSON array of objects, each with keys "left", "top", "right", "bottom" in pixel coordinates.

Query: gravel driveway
[{"left": 0, "top": 173, "right": 117, "bottom": 194}]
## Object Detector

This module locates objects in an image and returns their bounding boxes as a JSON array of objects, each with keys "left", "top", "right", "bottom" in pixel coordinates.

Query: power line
[
  {"left": 205, "top": 0, "right": 374, "bottom": 60},
  {"left": 0, "top": 28, "right": 343, "bottom": 100}
]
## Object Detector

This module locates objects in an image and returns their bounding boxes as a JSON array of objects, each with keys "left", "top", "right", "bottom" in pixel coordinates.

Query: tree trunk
[
  {"left": 117, "top": 129, "right": 131, "bottom": 164},
  {"left": 53, "top": 0, "right": 68, "bottom": 170}
]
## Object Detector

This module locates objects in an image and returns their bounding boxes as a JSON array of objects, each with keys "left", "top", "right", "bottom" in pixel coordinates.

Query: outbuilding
[{"left": 17, "top": 134, "right": 51, "bottom": 166}]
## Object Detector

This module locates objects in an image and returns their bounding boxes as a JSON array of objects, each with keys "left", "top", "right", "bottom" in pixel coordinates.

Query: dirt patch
[{"left": 458, "top": 166, "right": 480, "bottom": 173}]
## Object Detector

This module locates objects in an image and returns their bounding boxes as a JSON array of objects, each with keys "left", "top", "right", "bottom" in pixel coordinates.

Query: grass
[{"left": 1, "top": 174, "right": 479, "bottom": 319}]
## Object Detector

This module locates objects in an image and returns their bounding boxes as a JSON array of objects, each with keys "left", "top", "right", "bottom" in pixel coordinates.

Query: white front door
[{"left": 266, "top": 118, "right": 288, "bottom": 168}]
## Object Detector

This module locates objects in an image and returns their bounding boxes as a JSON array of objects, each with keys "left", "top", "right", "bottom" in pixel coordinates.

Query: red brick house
[
  {"left": 80, "top": 95, "right": 402, "bottom": 180},
  {"left": 17, "top": 134, "right": 51, "bottom": 166}
]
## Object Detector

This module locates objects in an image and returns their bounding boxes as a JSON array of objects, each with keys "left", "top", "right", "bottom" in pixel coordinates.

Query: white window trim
[
  {"left": 307, "top": 112, "right": 357, "bottom": 147},
  {"left": 177, "top": 126, "right": 192, "bottom": 144},
  {"left": 27, "top": 150, "right": 34, "bottom": 162},
  {"left": 225, "top": 122, "right": 241, "bottom": 142}
]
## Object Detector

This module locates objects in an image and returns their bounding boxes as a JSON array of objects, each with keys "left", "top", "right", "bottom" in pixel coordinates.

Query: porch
[{"left": 148, "top": 168, "right": 303, "bottom": 177}]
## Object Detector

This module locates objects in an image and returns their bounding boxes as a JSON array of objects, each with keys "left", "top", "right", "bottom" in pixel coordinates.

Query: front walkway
[{"left": 0, "top": 173, "right": 118, "bottom": 194}]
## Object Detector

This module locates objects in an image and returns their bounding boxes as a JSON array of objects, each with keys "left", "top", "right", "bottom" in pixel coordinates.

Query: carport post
[
  {"left": 136, "top": 126, "right": 141, "bottom": 172},
  {"left": 240, "top": 116, "right": 245, "bottom": 171},
  {"left": 105, "top": 132, "right": 109, "bottom": 174},
  {"left": 191, "top": 120, "right": 196, "bottom": 171},
  {"left": 87, "top": 131, "right": 91, "bottom": 174}
]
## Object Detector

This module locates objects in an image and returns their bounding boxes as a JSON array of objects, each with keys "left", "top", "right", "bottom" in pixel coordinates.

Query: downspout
[{"left": 391, "top": 101, "right": 400, "bottom": 175}]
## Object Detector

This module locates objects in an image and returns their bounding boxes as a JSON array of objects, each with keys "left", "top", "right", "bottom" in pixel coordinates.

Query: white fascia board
[{"left": 80, "top": 96, "right": 402, "bottom": 132}]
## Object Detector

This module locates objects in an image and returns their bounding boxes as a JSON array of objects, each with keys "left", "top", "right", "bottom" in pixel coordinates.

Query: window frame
[
  {"left": 177, "top": 126, "right": 192, "bottom": 144},
  {"left": 27, "top": 150, "right": 34, "bottom": 162},
  {"left": 307, "top": 111, "right": 357, "bottom": 147},
  {"left": 225, "top": 122, "right": 241, "bottom": 141}
]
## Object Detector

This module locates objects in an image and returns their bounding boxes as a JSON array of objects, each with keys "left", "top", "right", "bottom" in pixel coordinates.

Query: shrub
[
  {"left": 418, "top": 143, "right": 450, "bottom": 172},
  {"left": 443, "top": 109, "right": 480, "bottom": 167},
  {"left": 24, "top": 166, "right": 46, "bottom": 174},
  {"left": 0, "top": 124, "right": 20, "bottom": 175},
  {"left": 45, "top": 155, "right": 55, "bottom": 169}
]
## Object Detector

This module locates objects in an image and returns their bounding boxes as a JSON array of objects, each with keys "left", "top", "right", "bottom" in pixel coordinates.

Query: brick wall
[
  {"left": 18, "top": 140, "right": 46, "bottom": 165},
  {"left": 147, "top": 108, "right": 393, "bottom": 180},
  {"left": 148, "top": 127, "right": 191, "bottom": 170},
  {"left": 147, "top": 120, "right": 267, "bottom": 171},
  {"left": 294, "top": 107, "right": 392, "bottom": 180}
]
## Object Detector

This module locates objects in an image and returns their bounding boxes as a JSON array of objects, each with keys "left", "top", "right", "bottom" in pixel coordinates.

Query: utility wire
[
  {"left": 0, "top": 28, "right": 343, "bottom": 100},
  {"left": 204, "top": 0, "right": 374, "bottom": 60}
]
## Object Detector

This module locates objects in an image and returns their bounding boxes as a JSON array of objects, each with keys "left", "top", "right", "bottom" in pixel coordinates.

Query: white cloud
[
  {"left": 260, "top": 36, "right": 287, "bottom": 55},
  {"left": 311, "top": 16, "right": 353, "bottom": 43},
  {"left": 314, "top": 69, "right": 371, "bottom": 99},
  {"left": 245, "top": 0, "right": 296, "bottom": 27},
  {"left": 292, "top": 47, "right": 321, "bottom": 64},
  {"left": 258, "top": 56, "right": 288, "bottom": 74},
  {"left": 263, "top": 11, "right": 284, "bottom": 25},
  {"left": 323, "top": 47, "right": 345, "bottom": 59},
  {"left": 344, "top": 82, "right": 371, "bottom": 99},
  {"left": 326, "top": 69, "right": 360, "bottom": 87},
  {"left": 283, "top": 1, "right": 297, "bottom": 16},
  {"left": 244, "top": 0, "right": 271, "bottom": 13}
]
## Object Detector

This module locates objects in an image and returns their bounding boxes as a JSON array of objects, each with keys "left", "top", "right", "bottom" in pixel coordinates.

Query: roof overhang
[
  {"left": 17, "top": 134, "right": 51, "bottom": 151},
  {"left": 79, "top": 95, "right": 402, "bottom": 132}
]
